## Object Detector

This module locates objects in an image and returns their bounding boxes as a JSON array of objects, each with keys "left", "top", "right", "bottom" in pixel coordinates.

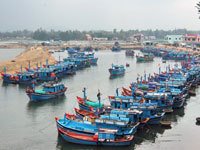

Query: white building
[
  {"left": 165, "top": 35, "right": 183, "bottom": 44},
  {"left": 93, "top": 37, "right": 108, "bottom": 41}
]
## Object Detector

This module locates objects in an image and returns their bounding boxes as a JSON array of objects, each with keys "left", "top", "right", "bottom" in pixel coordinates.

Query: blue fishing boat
[
  {"left": 136, "top": 53, "right": 154, "bottom": 63},
  {"left": 56, "top": 116, "right": 134, "bottom": 146},
  {"left": 1, "top": 72, "right": 37, "bottom": 85},
  {"left": 48, "top": 62, "right": 76, "bottom": 77},
  {"left": 125, "top": 50, "right": 135, "bottom": 56},
  {"left": 109, "top": 64, "right": 125, "bottom": 76},
  {"left": 112, "top": 42, "right": 121, "bottom": 52},
  {"left": 26, "top": 82, "right": 67, "bottom": 101},
  {"left": 1, "top": 73, "right": 19, "bottom": 84},
  {"left": 84, "top": 53, "right": 98, "bottom": 65},
  {"left": 74, "top": 52, "right": 98, "bottom": 65},
  {"left": 57, "top": 112, "right": 138, "bottom": 136},
  {"left": 109, "top": 96, "right": 165, "bottom": 125},
  {"left": 77, "top": 96, "right": 105, "bottom": 114},
  {"left": 131, "top": 103, "right": 165, "bottom": 125},
  {"left": 67, "top": 48, "right": 78, "bottom": 55},
  {"left": 64, "top": 57, "right": 91, "bottom": 69},
  {"left": 35, "top": 68, "right": 57, "bottom": 82}
]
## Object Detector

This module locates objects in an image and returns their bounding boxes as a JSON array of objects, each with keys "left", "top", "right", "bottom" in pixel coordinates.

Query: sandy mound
[{"left": 0, "top": 47, "right": 56, "bottom": 75}]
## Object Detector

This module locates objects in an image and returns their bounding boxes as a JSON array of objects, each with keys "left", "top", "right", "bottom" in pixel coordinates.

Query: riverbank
[
  {"left": 0, "top": 47, "right": 56, "bottom": 75},
  {"left": 156, "top": 44, "right": 200, "bottom": 55}
]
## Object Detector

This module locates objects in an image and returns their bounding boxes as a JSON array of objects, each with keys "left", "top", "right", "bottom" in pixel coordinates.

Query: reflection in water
[
  {"left": 134, "top": 107, "right": 185, "bottom": 145},
  {"left": 56, "top": 105, "right": 186, "bottom": 150},
  {"left": 1, "top": 50, "right": 200, "bottom": 150},
  {"left": 109, "top": 74, "right": 125, "bottom": 79},
  {"left": 56, "top": 134, "right": 135, "bottom": 150},
  {"left": 27, "top": 96, "right": 66, "bottom": 112}
]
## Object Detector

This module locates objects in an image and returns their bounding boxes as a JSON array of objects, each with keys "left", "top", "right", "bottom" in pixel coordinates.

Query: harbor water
[
  {"left": 0, "top": 50, "right": 200, "bottom": 150},
  {"left": 0, "top": 48, "right": 25, "bottom": 62}
]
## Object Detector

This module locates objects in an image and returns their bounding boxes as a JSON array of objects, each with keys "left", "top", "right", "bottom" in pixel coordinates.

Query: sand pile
[{"left": 0, "top": 47, "right": 56, "bottom": 75}]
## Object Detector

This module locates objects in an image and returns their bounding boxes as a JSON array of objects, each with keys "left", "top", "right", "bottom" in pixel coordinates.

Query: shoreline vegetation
[{"left": 0, "top": 28, "right": 199, "bottom": 41}]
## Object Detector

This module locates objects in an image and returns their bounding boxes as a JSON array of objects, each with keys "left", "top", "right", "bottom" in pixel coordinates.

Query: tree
[{"left": 196, "top": 2, "right": 200, "bottom": 18}]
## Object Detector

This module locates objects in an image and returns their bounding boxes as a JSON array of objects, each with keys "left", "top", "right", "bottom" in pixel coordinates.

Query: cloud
[{"left": 0, "top": 0, "right": 199, "bottom": 31}]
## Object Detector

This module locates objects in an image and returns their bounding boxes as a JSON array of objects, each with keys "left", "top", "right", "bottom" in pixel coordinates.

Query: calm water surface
[
  {"left": 0, "top": 48, "right": 25, "bottom": 62},
  {"left": 0, "top": 50, "right": 200, "bottom": 150}
]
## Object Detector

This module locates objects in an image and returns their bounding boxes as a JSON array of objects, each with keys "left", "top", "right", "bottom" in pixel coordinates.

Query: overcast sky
[{"left": 0, "top": 0, "right": 200, "bottom": 31}]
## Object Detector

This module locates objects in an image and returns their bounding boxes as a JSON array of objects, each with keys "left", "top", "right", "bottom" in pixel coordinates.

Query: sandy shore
[
  {"left": 0, "top": 47, "right": 56, "bottom": 76},
  {"left": 156, "top": 44, "right": 200, "bottom": 55}
]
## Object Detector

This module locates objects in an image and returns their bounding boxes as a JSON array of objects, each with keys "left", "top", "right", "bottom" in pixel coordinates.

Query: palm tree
[{"left": 196, "top": 2, "right": 200, "bottom": 18}]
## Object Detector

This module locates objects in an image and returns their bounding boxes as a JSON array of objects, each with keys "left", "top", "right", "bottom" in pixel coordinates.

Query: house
[
  {"left": 93, "top": 37, "right": 108, "bottom": 41},
  {"left": 85, "top": 34, "right": 92, "bottom": 41},
  {"left": 128, "top": 34, "right": 144, "bottom": 42},
  {"left": 184, "top": 34, "right": 200, "bottom": 44},
  {"left": 165, "top": 35, "right": 183, "bottom": 44}
]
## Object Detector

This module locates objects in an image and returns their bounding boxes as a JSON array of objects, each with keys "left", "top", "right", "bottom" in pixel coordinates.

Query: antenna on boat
[
  {"left": 159, "top": 66, "right": 161, "bottom": 74},
  {"left": 28, "top": 60, "right": 30, "bottom": 70},
  {"left": 131, "top": 84, "right": 135, "bottom": 98},
  {"left": 20, "top": 65, "right": 22, "bottom": 73},
  {"left": 148, "top": 73, "right": 151, "bottom": 81},
  {"left": 3, "top": 66, "right": 6, "bottom": 74},
  {"left": 46, "top": 59, "right": 49, "bottom": 67},
  {"left": 82, "top": 87, "right": 87, "bottom": 100},
  {"left": 116, "top": 88, "right": 119, "bottom": 96},
  {"left": 36, "top": 62, "right": 38, "bottom": 70},
  {"left": 31, "top": 81, "right": 35, "bottom": 90},
  {"left": 144, "top": 70, "right": 146, "bottom": 81},
  {"left": 137, "top": 74, "right": 139, "bottom": 83},
  {"left": 140, "top": 76, "right": 143, "bottom": 83},
  {"left": 97, "top": 89, "right": 101, "bottom": 112}
]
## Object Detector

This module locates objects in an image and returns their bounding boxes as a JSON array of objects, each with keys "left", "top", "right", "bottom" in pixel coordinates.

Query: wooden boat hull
[
  {"left": 172, "top": 97, "right": 185, "bottom": 109},
  {"left": 89, "top": 58, "right": 98, "bottom": 65},
  {"left": 136, "top": 57, "right": 154, "bottom": 63},
  {"left": 147, "top": 113, "right": 165, "bottom": 125},
  {"left": 27, "top": 89, "right": 66, "bottom": 101},
  {"left": 56, "top": 120, "right": 96, "bottom": 136},
  {"left": 2, "top": 77, "right": 18, "bottom": 84},
  {"left": 2, "top": 74, "right": 37, "bottom": 85},
  {"left": 125, "top": 50, "right": 134, "bottom": 56},
  {"left": 109, "top": 69, "right": 125, "bottom": 76},
  {"left": 57, "top": 126, "right": 134, "bottom": 146},
  {"left": 196, "top": 117, "right": 200, "bottom": 123}
]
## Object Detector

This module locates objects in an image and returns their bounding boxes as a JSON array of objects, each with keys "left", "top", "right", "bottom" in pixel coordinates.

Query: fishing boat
[
  {"left": 196, "top": 117, "right": 200, "bottom": 123},
  {"left": 126, "top": 63, "right": 130, "bottom": 67},
  {"left": 67, "top": 48, "right": 78, "bottom": 55},
  {"left": 56, "top": 116, "right": 134, "bottom": 146},
  {"left": 136, "top": 53, "right": 154, "bottom": 63},
  {"left": 109, "top": 97, "right": 164, "bottom": 125},
  {"left": 125, "top": 50, "right": 135, "bottom": 56},
  {"left": 35, "top": 68, "right": 58, "bottom": 82},
  {"left": 77, "top": 96, "right": 105, "bottom": 114},
  {"left": 74, "top": 108, "right": 98, "bottom": 119},
  {"left": 56, "top": 112, "right": 138, "bottom": 136},
  {"left": 112, "top": 42, "right": 121, "bottom": 52},
  {"left": 160, "top": 120, "right": 171, "bottom": 127},
  {"left": 1, "top": 72, "right": 37, "bottom": 85},
  {"left": 26, "top": 82, "right": 67, "bottom": 101},
  {"left": 77, "top": 52, "right": 98, "bottom": 65},
  {"left": 1, "top": 73, "right": 19, "bottom": 84},
  {"left": 109, "top": 64, "right": 125, "bottom": 76},
  {"left": 64, "top": 57, "right": 91, "bottom": 69}
]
